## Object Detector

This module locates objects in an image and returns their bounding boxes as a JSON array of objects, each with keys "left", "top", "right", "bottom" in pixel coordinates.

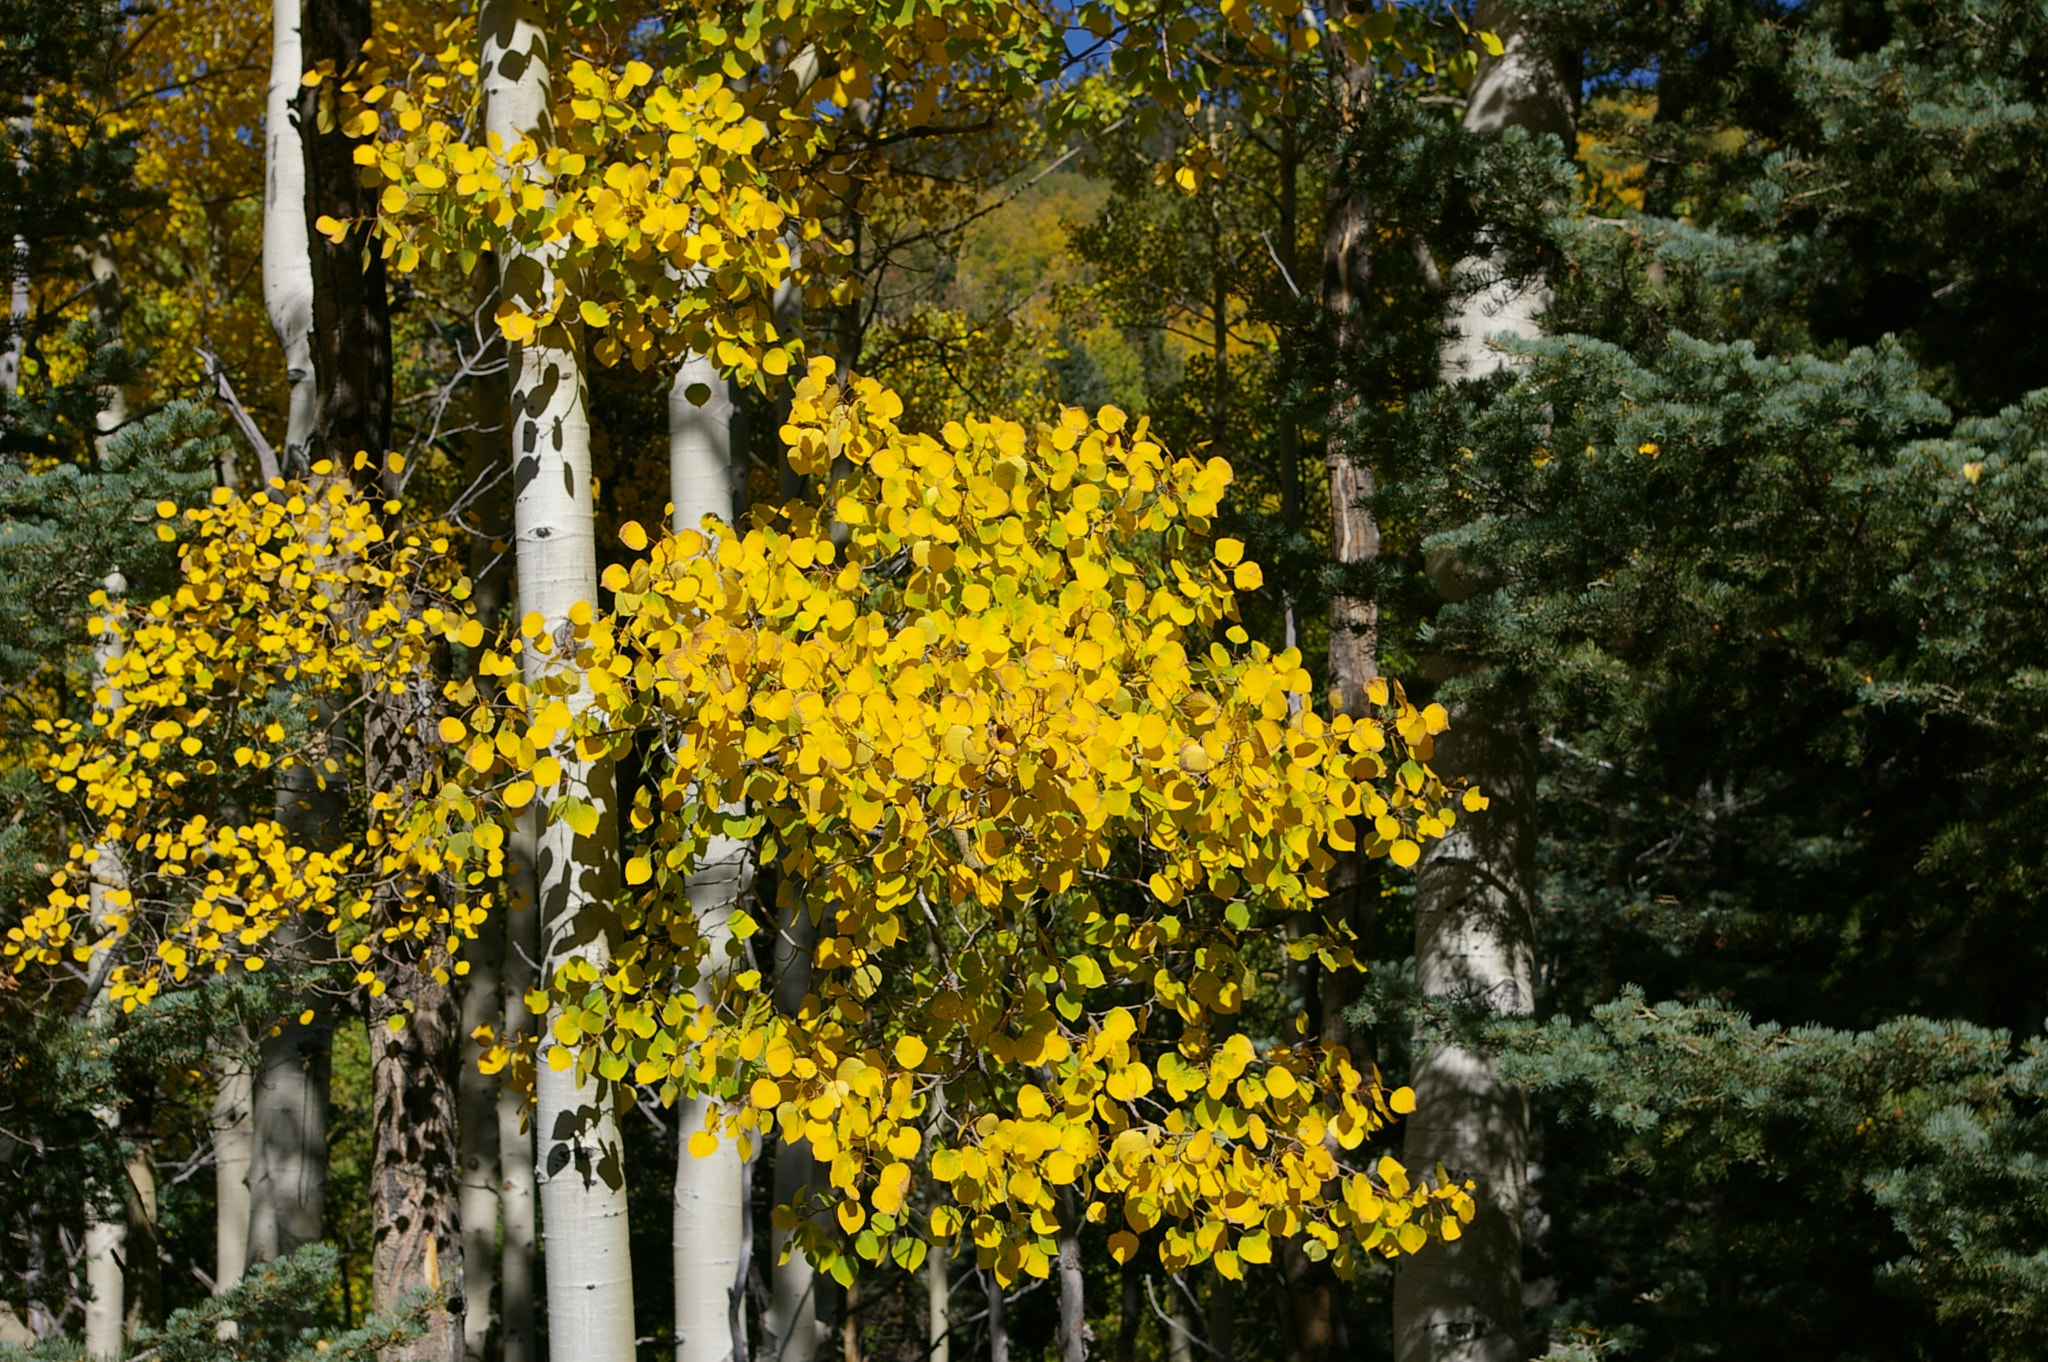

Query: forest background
[{"left": 3, "top": 0, "right": 2047, "bottom": 1360}]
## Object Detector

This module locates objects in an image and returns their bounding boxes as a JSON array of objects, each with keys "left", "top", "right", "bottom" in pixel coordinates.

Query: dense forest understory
[{"left": 3, "top": 0, "right": 2046, "bottom": 1360}]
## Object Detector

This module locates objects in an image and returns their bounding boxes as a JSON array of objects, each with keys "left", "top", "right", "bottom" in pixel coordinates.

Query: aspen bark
[
  {"left": 82, "top": 577, "right": 130, "bottom": 1361},
  {"left": 249, "top": 0, "right": 340, "bottom": 1265},
  {"left": 498, "top": 807, "right": 541, "bottom": 1362},
  {"left": 263, "top": 0, "right": 315, "bottom": 475},
  {"left": 672, "top": 836, "right": 750, "bottom": 1362},
  {"left": 927, "top": 1243, "right": 951, "bottom": 1362},
  {"left": 984, "top": 1273, "right": 1008, "bottom": 1362},
  {"left": 1392, "top": 6, "right": 1564, "bottom": 1358},
  {"left": 671, "top": 347, "right": 752, "bottom": 1362},
  {"left": 3, "top": 104, "right": 29, "bottom": 400},
  {"left": 764, "top": 888, "right": 819, "bottom": 1362},
  {"left": 82, "top": 598, "right": 126, "bottom": 1359},
  {"left": 1055, "top": 1189, "right": 1089, "bottom": 1362},
  {"left": 212, "top": 1045, "right": 254, "bottom": 1295},
  {"left": 483, "top": 2, "right": 637, "bottom": 1354},
  {"left": 248, "top": 985, "right": 333, "bottom": 1263}
]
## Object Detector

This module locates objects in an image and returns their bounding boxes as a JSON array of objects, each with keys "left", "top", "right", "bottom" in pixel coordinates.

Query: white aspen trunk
[
  {"left": 669, "top": 352, "right": 739, "bottom": 534},
  {"left": 673, "top": 837, "right": 749, "bottom": 1362},
  {"left": 1164, "top": 1281, "right": 1194, "bottom": 1362},
  {"left": 85, "top": 242, "right": 126, "bottom": 451},
  {"left": 1393, "top": 7, "right": 1562, "bottom": 1359},
  {"left": 1435, "top": 0, "right": 1573, "bottom": 387},
  {"left": 263, "top": 0, "right": 316, "bottom": 476},
  {"left": 984, "top": 1273, "right": 1008, "bottom": 1362},
  {"left": 485, "top": 4, "right": 636, "bottom": 1355},
  {"left": 83, "top": 575, "right": 128, "bottom": 1361},
  {"left": 671, "top": 349, "right": 750, "bottom": 1362},
  {"left": 211, "top": 1045, "right": 254, "bottom": 1294},
  {"left": 498, "top": 806, "right": 541, "bottom": 1362},
  {"left": 458, "top": 895, "right": 504, "bottom": 1362},
  {"left": 926, "top": 1243, "right": 949, "bottom": 1362},
  {"left": 246, "top": 1002, "right": 332, "bottom": 1263},
  {"left": 2, "top": 106, "right": 28, "bottom": 399}
]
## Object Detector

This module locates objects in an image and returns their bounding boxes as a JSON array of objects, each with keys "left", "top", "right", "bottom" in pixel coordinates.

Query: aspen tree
[
  {"left": 82, "top": 575, "right": 129, "bottom": 1362},
  {"left": 1392, "top": 4, "right": 1569, "bottom": 1357},
  {"left": 247, "top": 0, "right": 334, "bottom": 1278},
  {"left": 480, "top": 1, "right": 637, "bottom": 1354},
  {"left": 262, "top": 0, "right": 316, "bottom": 475},
  {"left": 669, "top": 348, "right": 752, "bottom": 1362},
  {"left": 498, "top": 809, "right": 541, "bottom": 1362}
]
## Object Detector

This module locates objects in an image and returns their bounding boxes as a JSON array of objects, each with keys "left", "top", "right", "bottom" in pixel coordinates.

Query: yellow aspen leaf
[
  {"left": 1108, "top": 1231, "right": 1139, "bottom": 1264},
  {"left": 625, "top": 856, "right": 653, "bottom": 885},
  {"left": 437, "top": 717, "right": 466, "bottom": 744},
  {"left": 689, "top": 1129, "right": 720, "bottom": 1159},
  {"left": 895, "top": 1034, "right": 928, "bottom": 1069},
  {"left": 503, "top": 780, "right": 536, "bottom": 810},
  {"left": 750, "top": 1078, "right": 781, "bottom": 1109},
  {"left": 1390, "top": 839, "right": 1421, "bottom": 868},
  {"left": 619, "top": 520, "right": 649, "bottom": 551},
  {"left": 1396, "top": 1222, "right": 1428, "bottom": 1255},
  {"left": 1389, "top": 1086, "right": 1417, "bottom": 1114}
]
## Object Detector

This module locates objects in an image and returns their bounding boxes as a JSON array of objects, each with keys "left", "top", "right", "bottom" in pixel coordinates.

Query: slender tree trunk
[
  {"left": 764, "top": 886, "right": 818, "bottom": 1362},
  {"left": 360, "top": 657, "right": 466, "bottom": 1362},
  {"left": 672, "top": 348, "right": 753, "bottom": 1362},
  {"left": 84, "top": 241, "right": 126, "bottom": 454},
  {"left": 673, "top": 836, "right": 750, "bottom": 1362},
  {"left": 457, "top": 275, "right": 509, "bottom": 1362},
  {"left": 498, "top": 807, "right": 541, "bottom": 1362},
  {"left": 1317, "top": 39, "right": 1381, "bottom": 1067},
  {"left": 1206, "top": 1274, "right": 1235, "bottom": 1362},
  {"left": 83, "top": 579, "right": 131, "bottom": 1361},
  {"left": 1055, "top": 1189, "right": 1088, "bottom": 1362},
  {"left": 928, "top": 1242, "right": 951, "bottom": 1362},
  {"left": 298, "top": 0, "right": 390, "bottom": 481},
  {"left": 1163, "top": 1282, "right": 1193, "bottom": 1362},
  {"left": 249, "top": 0, "right": 342, "bottom": 1263},
  {"left": 984, "top": 1272, "right": 1007, "bottom": 1362},
  {"left": 457, "top": 811, "right": 503, "bottom": 1362},
  {"left": 248, "top": 981, "right": 333, "bottom": 1263},
  {"left": 1113, "top": 1263, "right": 1138, "bottom": 1362},
  {"left": 300, "top": 1, "right": 465, "bottom": 1354},
  {"left": 119, "top": 1127, "right": 161, "bottom": 1342},
  {"left": 2, "top": 104, "right": 29, "bottom": 400},
  {"left": 670, "top": 352, "right": 739, "bottom": 534},
  {"left": 1392, "top": 718, "right": 1536, "bottom": 1362},
  {"left": 263, "top": 0, "right": 316, "bottom": 475},
  {"left": 484, "top": 5, "right": 637, "bottom": 1356},
  {"left": 1275, "top": 114, "right": 1302, "bottom": 528},
  {"left": 212, "top": 1043, "right": 254, "bottom": 1294},
  {"left": 1393, "top": 8, "right": 1565, "bottom": 1360}
]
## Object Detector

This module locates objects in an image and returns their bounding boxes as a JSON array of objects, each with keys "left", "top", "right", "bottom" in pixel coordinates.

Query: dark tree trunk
[
  {"left": 297, "top": 0, "right": 392, "bottom": 488},
  {"left": 364, "top": 667, "right": 465, "bottom": 1362},
  {"left": 1316, "top": 18, "right": 1379, "bottom": 1072}
]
